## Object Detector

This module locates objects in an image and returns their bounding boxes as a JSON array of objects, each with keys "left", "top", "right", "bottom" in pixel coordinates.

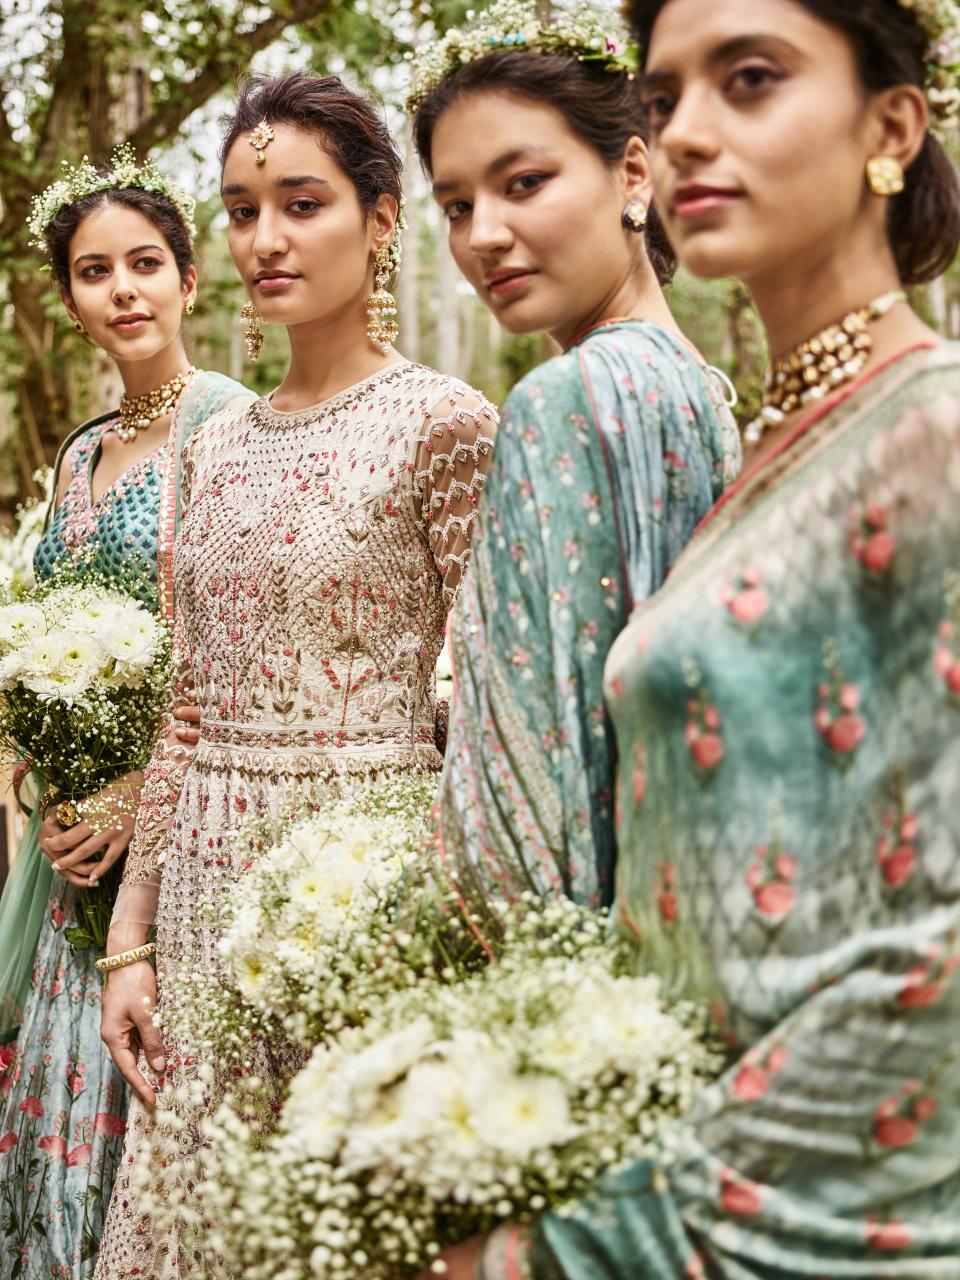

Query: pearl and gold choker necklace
[
  {"left": 116, "top": 367, "right": 196, "bottom": 443},
  {"left": 745, "top": 291, "right": 905, "bottom": 447}
]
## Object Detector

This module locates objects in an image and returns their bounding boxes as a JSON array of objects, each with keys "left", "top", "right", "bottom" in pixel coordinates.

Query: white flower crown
[
  {"left": 27, "top": 144, "right": 198, "bottom": 264},
  {"left": 899, "top": 0, "right": 960, "bottom": 132},
  {"left": 405, "top": 0, "right": 639, "bottom": 113}
]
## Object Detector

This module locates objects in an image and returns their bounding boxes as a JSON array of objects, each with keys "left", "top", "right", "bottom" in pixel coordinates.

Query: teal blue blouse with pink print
[{"left": 503, "top": 343, "right": 960, "bottom": 1278}]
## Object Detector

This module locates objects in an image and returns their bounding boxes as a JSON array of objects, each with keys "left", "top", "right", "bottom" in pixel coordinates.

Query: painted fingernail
[
  {"left": 89, "top": 876, "right": 98, "bottom": 886},
  {"left": 52, "top": 862, "right": 60, "bottom": 871}
]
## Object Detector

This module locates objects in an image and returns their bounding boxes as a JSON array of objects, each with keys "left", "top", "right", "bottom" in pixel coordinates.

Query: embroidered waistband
[{"left": 198, "top": 719, "right": 437, "bottom": 751}]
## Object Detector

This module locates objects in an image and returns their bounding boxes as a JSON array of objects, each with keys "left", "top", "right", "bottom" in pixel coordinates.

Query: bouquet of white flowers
[
  {"left": 182, "top": 896, "right": 718, "bottom": 1280},
  {"left": 0, "top": 576, "right": 171, "bottom": 949},
  {"left": 164, "top": 775, "right": 485, "bottom": 1068}
]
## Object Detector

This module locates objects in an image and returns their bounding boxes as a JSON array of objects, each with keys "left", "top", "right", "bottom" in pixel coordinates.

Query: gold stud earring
[
  {"left": 184, "top": 298, "right": 195, "bottom": 316},
  {"left": 366, "top": 245, "right": 399, "bottom": 355},
  {"left": 866, "top": 156, "right": 905, "bottom": 197},
  {"left": 621, "top": 197, "right": 648, "bottom": 232},
  {"left": 73, "top": 319, "right": 86, "bottom": 335},
  {"left": 240, "top": 301, "right": 262, "bottom": 361}
]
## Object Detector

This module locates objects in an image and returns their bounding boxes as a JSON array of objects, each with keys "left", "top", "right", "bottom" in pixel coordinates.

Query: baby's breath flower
[
  {"left": 27, "top": 143, "right": 197, "bottom": 261},
  {"left": 405, "top": 0, "right": 639, "bottom": 114}
]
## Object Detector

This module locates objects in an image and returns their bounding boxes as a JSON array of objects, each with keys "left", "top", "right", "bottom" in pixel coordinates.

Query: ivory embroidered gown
[{"left": 94, "top": 361, "right": 497, "bottom": 1279}]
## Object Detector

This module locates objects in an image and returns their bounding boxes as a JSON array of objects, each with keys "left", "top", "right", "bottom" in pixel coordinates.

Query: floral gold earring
[
  {"left": 184, "top": 298, "right": 195, "bottom": 316},
  {"left": 866, "top": 155, "right": 905, "bottom": 197},
  {"left": 240, "top": 302, "right": 262, "bottom": 362},
  {"left": 621, "top": 198, "right": 648, "bottom": 232},
  {"left": 73, "top": 319, "right": 87, "bottom": 336},
  {"left": 367, "top": 245, "right": 399, "bottom": 355}
]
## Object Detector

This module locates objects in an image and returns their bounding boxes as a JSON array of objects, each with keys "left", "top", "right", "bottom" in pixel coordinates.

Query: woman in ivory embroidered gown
[
  {"left": 0, "top": 159, "right": 252, "bottom": 1280},
  {"left": 428, "top": 0, "right": 960, "bottom": 1276},
  {"left": 94, "top": 72, "right": 496, "bottom": 1279}
]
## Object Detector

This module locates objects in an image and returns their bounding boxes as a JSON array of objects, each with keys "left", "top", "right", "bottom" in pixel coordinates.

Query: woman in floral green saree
[
  {"left": 425, "top": 0, "right": 960, "bottom": 1276},
  {"left": 0, "top": 164, "right": 252, "bottom": 1280}
]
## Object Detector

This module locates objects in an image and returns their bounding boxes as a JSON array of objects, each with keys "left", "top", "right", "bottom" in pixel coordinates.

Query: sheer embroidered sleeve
[
  {"left": 410, "top": 383, "right": 498, "bottom": 608},
  {"left": 111, "top": 450, "right": 198, "bottom": 929}
]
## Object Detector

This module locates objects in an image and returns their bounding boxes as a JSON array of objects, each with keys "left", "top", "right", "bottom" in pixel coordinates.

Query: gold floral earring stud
[
  {"left": 866, "top": 155, "right": 905, "bottom": 197},
  {"left": 621, "top": 197, "right": 648, "bottom": 231}
]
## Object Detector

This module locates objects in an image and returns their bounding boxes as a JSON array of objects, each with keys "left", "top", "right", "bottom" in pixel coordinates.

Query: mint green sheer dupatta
[{"left": 0, "top": 805, "right": 50, "bottom": 1043}]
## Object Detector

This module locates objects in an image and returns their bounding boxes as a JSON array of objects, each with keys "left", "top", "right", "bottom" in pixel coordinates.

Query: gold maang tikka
[
  {"left": 366, "top": 245, "right": 399, "bottom": 354},
  {"left": 249, "top": 119, "right": 275, "bottom": 165}
]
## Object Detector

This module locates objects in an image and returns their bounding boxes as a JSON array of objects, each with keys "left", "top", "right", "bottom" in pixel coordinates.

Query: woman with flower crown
[
  {"left": 93, "top": 71, "right": 497, "bottom": 1279},
  {"left": 424, "top": 0, "right": 960, "bottom": 1277},
  {"left": 0, "top": 154, "right": 253, "bottom": 1279},
  {"left": 408, "top": 0, "right": 740, "bottom": 918}
]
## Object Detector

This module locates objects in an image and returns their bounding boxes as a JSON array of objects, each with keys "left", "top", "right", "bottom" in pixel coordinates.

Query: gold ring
[{"left": 56, "top": 800, "right": 79, "bottom": 828}]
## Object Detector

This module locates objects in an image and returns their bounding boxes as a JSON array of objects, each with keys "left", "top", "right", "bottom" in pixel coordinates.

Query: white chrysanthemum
[
  {"left": 471, "top": 1069, "right": 576, "bottom": 1160},
  {"left": 98, "top": 617, "right": 161, "bottom": 679},
  {"left": 0, "top": 602, "right": 46, "bottom": 650}
]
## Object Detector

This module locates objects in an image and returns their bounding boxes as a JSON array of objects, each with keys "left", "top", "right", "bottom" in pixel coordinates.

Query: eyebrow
[
  {"left": 643, "top": 33, "right": 797, "bottom": 87},
  {"left": 432, "top": 146, "right": 558, "bottom": 196},
  {"left": 220, "top": 175, "right": 333, "bottom": 196},
  {"left": 73, "top": 243, "right": 165, "bottom": 265}
]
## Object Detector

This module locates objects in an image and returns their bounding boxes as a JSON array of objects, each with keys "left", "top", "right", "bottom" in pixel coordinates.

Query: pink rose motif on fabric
[
  {"left": 94, "top": 1111, "right": 127, "bottom": 1138},
  {"left": 866, "top": 1213, "right": 913, "bottom": 1250},
  {"left": 721, "top": 564, "right": 770, "bottom": 628},
  {"left": 683, "top": 664, "right": 725, "bottom": 776},
  {"left": 933, "top": 575, "right": 960, "bottom": 703},
  {"left": 849, "top": 502, "right": 896, "bottom": 575},
  {"left": 732, "top": 1043, "right": 788, "bottom": 1101},
  {"left": 19, "top": 1095, "right": 44, "bottom": 1118},
  {"left": 746, "top": 842, "right": 797, "bottom": 924},
  {"left": 898, "top": 943, "right": 960, "bottom": 1009},
  {"left": 655, "top": 861, "right": 678, "bottom": 925},
  {"left": 815, "top": 641, "right": 866, "bottom": 767},
  {"left": 875, "top": 789, "right": 919, "bottom": 889},
  {"left": 38, "top": 1134, "right": 67, "bottom": 1160},
  {"left": 719, "top": 1168, "right": 764, "bottom": 1217},
  {"left": 0, "top": 1132, "right": 17, "bottom": 1154}
]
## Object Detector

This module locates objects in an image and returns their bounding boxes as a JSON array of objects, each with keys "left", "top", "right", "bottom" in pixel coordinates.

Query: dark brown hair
[
  {"left": 47, "top": 187, "right": 194, "bottom": 296},
  {"left": 220, "top": 71, "right": 402, "bottom": 214},
  {"left": 628, "top": 0, "right": 960, "bottom": 285},
  {"left": 411, "top": 50, "right": 677, "bottom": 285}
]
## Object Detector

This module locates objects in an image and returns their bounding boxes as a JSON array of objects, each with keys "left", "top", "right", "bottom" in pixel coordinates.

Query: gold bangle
[{"left": 94, "top": 943, "right": 156, "bottom": 974}]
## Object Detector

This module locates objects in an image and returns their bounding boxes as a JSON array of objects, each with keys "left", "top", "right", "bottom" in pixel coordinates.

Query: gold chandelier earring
[
  {"left": 240, "top": 301, "right": 263, "bottom": 361},
  {"left": 866, "top": 155, "right": 905, "bottom": 197},
  {"left": 366, "top": 245, "right": 399, "bottom": 355}
]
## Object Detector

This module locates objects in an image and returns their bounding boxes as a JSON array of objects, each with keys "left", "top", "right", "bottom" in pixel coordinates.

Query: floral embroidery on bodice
[
  {"left": 175, "top": 360, "right": 496, "bottom": 757},
  {"left": 34, "top": 420, "right": 163, "bottom": 605}
]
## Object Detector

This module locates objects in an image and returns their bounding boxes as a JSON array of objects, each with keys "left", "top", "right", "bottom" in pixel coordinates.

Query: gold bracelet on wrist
[{"left": 95, "top": 942, "right": 156, "bottom": 974}]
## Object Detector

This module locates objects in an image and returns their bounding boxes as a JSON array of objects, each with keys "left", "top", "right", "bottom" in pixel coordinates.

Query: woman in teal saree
[
  {"left": 425, "top": 0, "right": 960, "bottom": 1275},
  {"left": 410, "top": 3, "right": 740, "bottom": 918},
  {"left": 0, "top": 162, "right": 252, "bottom": 1280}
]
